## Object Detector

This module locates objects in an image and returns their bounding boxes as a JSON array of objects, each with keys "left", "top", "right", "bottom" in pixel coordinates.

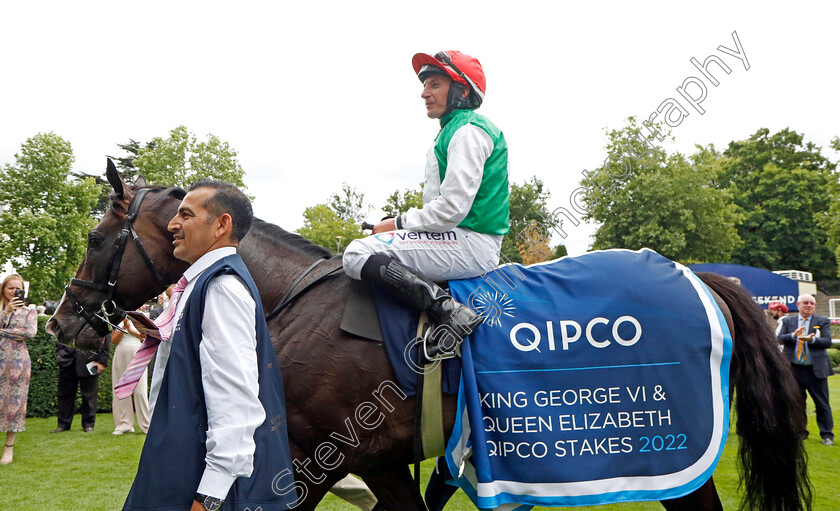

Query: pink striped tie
[{"left": 114, "top": 276, "right": 187, "bottom": 400}]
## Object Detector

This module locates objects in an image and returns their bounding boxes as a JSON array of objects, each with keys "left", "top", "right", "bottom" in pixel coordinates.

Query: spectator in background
[
  {"left": 52, "top": 337, "right": 110, "bottom": 433},
  {"left": 111, "top": 317, "right": 150, "bottom": 435},
  {"left": 777, "top": 294, "right": 834, "bottom": 445},
  {"left": 0, "top": 274, "right": 38, "bottom": 465},
  {"left": 767, "top": 301, "right": 788, "bottom": 335},
  {"left": 148, "top": 287, "right": 172, "bottom": 320}
]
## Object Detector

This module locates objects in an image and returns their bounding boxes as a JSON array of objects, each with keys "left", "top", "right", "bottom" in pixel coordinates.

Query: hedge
[
  {"left": 26, "top": 316, "right": 114, "bottom": 418},
  {"left": 829, "top": 348, "right": 840, "bottom": 369}
]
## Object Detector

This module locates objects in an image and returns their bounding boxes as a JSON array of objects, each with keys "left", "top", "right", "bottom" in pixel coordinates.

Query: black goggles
[{"left": 434, "top": 51, "right": 484, "bottom": 101}]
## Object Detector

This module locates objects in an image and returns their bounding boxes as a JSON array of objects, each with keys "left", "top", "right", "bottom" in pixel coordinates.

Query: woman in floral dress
[{"left": 0, "top": 274, "right": 37, "bottom": 465}]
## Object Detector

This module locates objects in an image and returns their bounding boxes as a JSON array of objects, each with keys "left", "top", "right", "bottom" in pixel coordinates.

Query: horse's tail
[{"left": 698, "top": 272, "right": 812, "bottom": 511}]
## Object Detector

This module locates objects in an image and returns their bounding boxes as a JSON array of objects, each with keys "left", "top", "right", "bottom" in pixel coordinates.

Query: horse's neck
[{"left": 237, "top": 221, "right": 330, "bottom": 313}]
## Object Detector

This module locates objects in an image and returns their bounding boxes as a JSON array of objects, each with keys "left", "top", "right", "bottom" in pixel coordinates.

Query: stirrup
[{"left": 422, "top": 326, "right": 460, "bottom": 362}]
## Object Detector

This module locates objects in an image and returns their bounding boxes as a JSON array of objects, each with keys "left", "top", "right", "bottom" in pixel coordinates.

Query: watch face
[{"left": 196, "top": 495, "right": 223, "bottom": 511}]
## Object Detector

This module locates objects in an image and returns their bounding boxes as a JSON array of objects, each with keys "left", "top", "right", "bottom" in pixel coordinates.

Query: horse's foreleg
[
  {"left": 359, "top": 464, "right": 427, "bottom": 511},
  {"left": 660, "top": 477, "right": 723, "bottom": 511}
]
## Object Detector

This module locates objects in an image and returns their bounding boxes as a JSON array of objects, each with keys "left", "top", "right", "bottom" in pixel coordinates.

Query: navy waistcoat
[{"left": 124, "top": 254, "right": 297, "bottom": 510}]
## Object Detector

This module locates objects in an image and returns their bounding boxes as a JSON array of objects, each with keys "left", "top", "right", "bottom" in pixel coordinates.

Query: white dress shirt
[{"left": 148, "top": 246, "right": 265, "bottom": 499}]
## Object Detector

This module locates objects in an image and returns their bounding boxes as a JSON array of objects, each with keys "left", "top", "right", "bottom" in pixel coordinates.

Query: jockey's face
[{"left": 421, "top": 74, "right": 452, "bottom": 119}]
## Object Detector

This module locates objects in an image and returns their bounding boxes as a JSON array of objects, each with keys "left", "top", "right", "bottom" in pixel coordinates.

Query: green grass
[{"left": 2, "top": 377, "right": 838, "bottom": 510}]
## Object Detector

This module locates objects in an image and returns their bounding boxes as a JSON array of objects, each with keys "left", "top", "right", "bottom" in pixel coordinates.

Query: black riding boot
[{"left": 360, "top": 254, "right": 482, "bottom": 359}]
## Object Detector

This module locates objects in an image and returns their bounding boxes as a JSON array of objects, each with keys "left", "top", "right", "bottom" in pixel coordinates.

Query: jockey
[{"left": 343, "top": 50, "right": 510, "bottom": 358}]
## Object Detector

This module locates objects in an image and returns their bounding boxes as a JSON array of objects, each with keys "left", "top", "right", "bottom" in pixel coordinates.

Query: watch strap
[{"left": 194, "top": 492, "right": 224, "bottom": 510}]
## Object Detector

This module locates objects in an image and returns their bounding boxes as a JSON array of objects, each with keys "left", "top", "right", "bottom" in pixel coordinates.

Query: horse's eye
[{"left": 88, "top": 234, "right": 104, "bottom": 249}]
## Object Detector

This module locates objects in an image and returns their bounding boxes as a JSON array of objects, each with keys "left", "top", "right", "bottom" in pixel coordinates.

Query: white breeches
[{"left": 342, "top": 227, "right": 502, "bottom": 282}]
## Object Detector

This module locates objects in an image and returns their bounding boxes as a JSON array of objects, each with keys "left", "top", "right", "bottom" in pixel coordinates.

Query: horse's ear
[
  {"left": 106, "top": 158, "right": 125, "bottom": 198},
  {"left": 134, "top": 175, "right": 148, "bottom": 188}
]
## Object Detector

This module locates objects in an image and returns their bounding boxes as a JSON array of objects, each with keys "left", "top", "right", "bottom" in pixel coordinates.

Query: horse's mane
[{"left": 249, "top": 218, "right": 333, "bottom": 259}]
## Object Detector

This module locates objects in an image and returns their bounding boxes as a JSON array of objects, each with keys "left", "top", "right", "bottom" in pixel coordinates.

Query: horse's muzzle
[{"left": 46, "top": 316, "right": 108, "bottom": 351}]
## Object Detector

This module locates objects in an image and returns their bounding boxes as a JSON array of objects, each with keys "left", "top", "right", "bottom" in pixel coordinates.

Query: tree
[
  {"left": 0, "top": 133, "right": 100, "bottom": 302},
  {"left": 502, "top": 177, "right": 560, "bottom": 263},
  {"left": 720, "top": 128, "right": 838, "bottom": 278},
  {"left": 382, "top": 185, "right": 423, "bottom": 218},
  {"left": 107, "top": 138, "right": 157, "bottom": 180},
  {"left": 295, "top": 205, "right": 365, "bottom": 253},
  {"left": 517, "top": 221, "right": 555, "bottom": 264},
  {"left": 122, "top": 126, "right": 246, "bottom": 189},
  {"left": 553, "top": 244, "right": 568, "bottom": 259},
  {"left": 296, "top": 184, "right": 370, "bottom": 252},
  {"left": 582, "top": 119, "right": 741, "bottom": 263},
  {"left": 821, "top": 136, "right": 840, "bottom": 275},
  {"left": 329, "top": 184, "right": 370, "bottom": 224},
  {"left": 70, "top": 170, "right": 111, "bottom": 217}
]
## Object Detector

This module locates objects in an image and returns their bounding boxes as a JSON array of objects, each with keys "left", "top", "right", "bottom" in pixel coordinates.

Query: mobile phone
[
  {"left": 86, "top": 361, "right": 99, "bottom": 375},
  {"left": 14, "top": 289, "right": 25, "bottom": 302}
]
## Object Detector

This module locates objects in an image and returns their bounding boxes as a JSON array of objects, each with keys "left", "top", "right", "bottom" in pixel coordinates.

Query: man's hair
[{"left": 187, "top": 180, "right": 253, "bottom": 243}]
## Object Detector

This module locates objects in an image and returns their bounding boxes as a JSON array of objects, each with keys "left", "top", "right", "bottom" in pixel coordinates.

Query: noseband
[{"left": 64, "top": 188, "right": 169, "bottom": 338}]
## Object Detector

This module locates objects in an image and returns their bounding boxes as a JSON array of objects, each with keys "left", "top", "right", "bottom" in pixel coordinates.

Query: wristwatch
[{"left": 194, "top": 493, "right": 224, "bottom": 510}]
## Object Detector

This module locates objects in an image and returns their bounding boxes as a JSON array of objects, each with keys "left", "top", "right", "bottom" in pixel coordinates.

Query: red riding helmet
[{"left": 412, "top": 50, "right": 486, "bottom": 107}]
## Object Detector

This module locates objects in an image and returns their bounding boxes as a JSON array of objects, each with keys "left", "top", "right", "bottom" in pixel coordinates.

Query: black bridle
[{"left": 64, "top": 188, "right": 170, "bottom": 338}]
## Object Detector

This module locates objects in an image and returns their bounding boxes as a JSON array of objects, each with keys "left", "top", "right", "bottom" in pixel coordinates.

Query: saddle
[
  {"left": 340, "top": 278, "right": 452, "bottom": 344},
  {"left": 340, "top": 278, "right": 385, "bottom": 342},
  {"left": 340, "top": 279, "right": 461, "bottom": 393}
]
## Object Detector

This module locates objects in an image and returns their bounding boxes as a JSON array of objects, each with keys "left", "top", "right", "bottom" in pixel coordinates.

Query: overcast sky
[{"left": 2, "top": 1, "right": 838, "bottom": 256}]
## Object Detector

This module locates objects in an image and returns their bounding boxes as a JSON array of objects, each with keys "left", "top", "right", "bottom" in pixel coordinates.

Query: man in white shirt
[{"left": 123, "top": 181, "right": 296, "bottom": 511}]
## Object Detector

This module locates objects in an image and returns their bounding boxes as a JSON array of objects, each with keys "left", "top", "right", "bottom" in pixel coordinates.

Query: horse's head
[{"left": 46, "top": 159, "right": 190, "bottom": 350}]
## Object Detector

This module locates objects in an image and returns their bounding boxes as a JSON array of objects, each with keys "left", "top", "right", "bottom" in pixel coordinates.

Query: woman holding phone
[{"left": 0, "top": 274, "right": 37, "bottom": 465}]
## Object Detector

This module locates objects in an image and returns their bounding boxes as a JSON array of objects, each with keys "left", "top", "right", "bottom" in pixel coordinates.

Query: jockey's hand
[{"left": 372, "top": 217, "right": 397, "bottom": 234}]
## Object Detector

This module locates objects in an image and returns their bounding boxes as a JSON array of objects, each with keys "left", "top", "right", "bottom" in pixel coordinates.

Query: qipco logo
[{"left": 509, "top": 316, "right": 642, "bottom": 353}]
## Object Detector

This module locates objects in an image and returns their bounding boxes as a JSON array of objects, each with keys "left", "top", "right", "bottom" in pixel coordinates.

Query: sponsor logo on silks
[
  {"left": 469, "top": 290, "right": 515, "bottom": 327},
  {"left": 375, "top": 231, "right": 459, "bottom": 245},
  {"left": 373, "top": 232, "right": 396, "bottom": 244}
]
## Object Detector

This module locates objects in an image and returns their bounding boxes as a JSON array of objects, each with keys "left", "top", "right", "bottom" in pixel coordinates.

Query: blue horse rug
[{"left": 443, "top": 249, "right": 732, "bottom": 509}]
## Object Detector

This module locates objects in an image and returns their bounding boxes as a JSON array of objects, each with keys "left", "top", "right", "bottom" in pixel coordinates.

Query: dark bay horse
[{"left": 47, "top": 165, "right": 811, "bottom": 511}]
